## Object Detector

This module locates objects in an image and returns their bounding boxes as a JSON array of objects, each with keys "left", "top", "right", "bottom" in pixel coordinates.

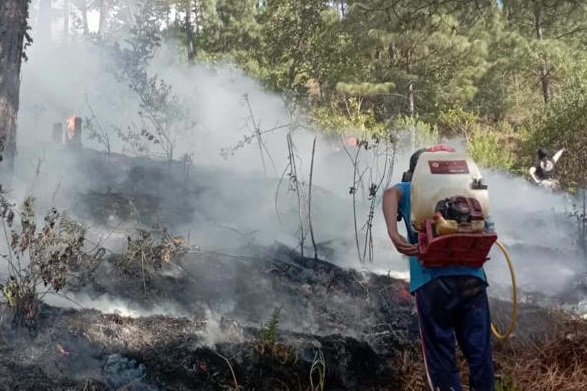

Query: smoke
[
  {"left": 44, "top": 291, "right": 187, "bottom": 318},
  {"left": 12, "top": 27, "right": 587, "bottom": 328},
  {"left": 482, "top": 172, "right": 586, "bottom": 299}
]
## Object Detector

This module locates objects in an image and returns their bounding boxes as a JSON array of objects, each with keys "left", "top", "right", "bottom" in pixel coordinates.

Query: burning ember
[{"left": 56, "top": 344, "right": 70, "bottom": 355}]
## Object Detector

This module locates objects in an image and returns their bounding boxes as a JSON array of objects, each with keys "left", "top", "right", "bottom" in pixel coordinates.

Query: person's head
[
  {"left": 537, "top": 148, "right": 550, "bottom": 159},
  {"left": 402, "top": 144, "right": 455, "bottom": 182}
]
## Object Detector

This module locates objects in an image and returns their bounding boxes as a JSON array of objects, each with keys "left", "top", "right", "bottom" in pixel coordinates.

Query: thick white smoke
[{"left": 13, "top": 27, "right": 587, "bottom": 320}]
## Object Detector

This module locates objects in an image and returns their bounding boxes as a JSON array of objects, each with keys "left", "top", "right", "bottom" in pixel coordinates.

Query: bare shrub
[
  {"left": 117, "top": 226, "right": 189, "bottom": 293},
  {"left": 0, "top": 195, "right": 101, "bottom": 328}
]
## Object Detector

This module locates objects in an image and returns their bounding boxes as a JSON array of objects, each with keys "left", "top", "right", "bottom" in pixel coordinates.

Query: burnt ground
[
  {"left": 0, "top": 243, "right": 578, "bottom": 391},
  {"left": 2, "top": 147, "right": 585, "bottom": 390},
  {"left": 0, "top": 248, "right": 418, "bottom": 391}
]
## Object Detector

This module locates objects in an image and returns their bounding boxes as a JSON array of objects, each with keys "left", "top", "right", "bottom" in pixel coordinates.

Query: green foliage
[
  {"left": 466, "top": 127, "right": 515, "bottom": 170},
  {"left": 524, "top": 73, "right": 587, "bottom": 189},
  {"left": 390, "top": 116, "right": 439, "bottom": 150},
  {"left": 310, "top": 97, "right": 387, "bottom": 140},
  {"left": 106, "top": 1, "right": 195, "bottom": 161},
  {"left": 437, "top": 107, "right": 479, "bottom": 137},
  {"left": 335, "top": 82, "right": 394, "bottom": 97},
  {"left": 98, "top": 0, "right": 587, "bottom": 175},
  {"left": 436, "top": 107, "right": 517, "bottom": 170},
  {"left": 257, "top": 307, "right": 281, "bottom": 343},
  {"left": 255, "top": 0, "right": 334, "bottom": 98}
]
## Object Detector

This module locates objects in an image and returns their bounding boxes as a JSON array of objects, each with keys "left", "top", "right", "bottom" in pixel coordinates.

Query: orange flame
[
  {"left": 65, "top": 115, "right": 77, "bottom": 141},
  {"left": 346, "top": 137, "right": 359, "bottom": 146},
  {"left": 66, "top": 115, "right": 76, "bottom": 131}
]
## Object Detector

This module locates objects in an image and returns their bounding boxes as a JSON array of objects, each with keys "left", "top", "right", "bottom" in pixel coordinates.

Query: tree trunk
[
  {"left": 407, "top": 80, "right": 414, "bottom": 117},
  {"left": 406, "top": 49, "right": 415, "bottom": 118},
  {"left": 99, "top": 0, "right": 108, "bottom": 36},
  {"left": 534, "top": 6, "right": 550, "bottom": 104},
  {"left": 194, "top": 0, "right": 203, "bottom": 36},
  {"left": 185, "top": 0, "right": 195, "bottom": 64},
  {"left": 81, "top": 0, "right": 89, "bottom": 35},
  {"left": 63, "top": 0, "right": 69, "bottom": 43},
  {"left": 0, "top": 0, "right": 29, "bottom": 172}
]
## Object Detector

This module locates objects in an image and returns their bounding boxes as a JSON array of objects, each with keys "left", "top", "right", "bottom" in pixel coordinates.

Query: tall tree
[
  {"left": 502, "top": 0, "right": 587, "bottom": 104},
  {"left": 185, "top": 0, "right": 195, "bottom": 63},
  {"left": 345, "top": 0, "right": 488, "bottom": 120},
  {"left": 258, "top": 0, "right": 331, "bottom": 97},
  {"left": 196, "top": 0, "right": 261, "bottom": 64},
  {"left": 98, "top": 0, "right": 109, "bottom": 35},
  {"left": 0, "top": 0, "right": 31, "bottom": 171},
  {"left": 79, "top": 0, "right": 89, "bottom": 35}
]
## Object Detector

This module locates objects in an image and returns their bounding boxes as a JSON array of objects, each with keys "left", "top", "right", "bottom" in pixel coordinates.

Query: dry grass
[
  {"left": 395, "top": 318, "right": 587, "bottom": 391},
  {"left": 495, "top": 319, "right": 587, "bottom": 391}
]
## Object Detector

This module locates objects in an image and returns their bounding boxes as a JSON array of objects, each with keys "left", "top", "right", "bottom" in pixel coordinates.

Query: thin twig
[
  {"left": 1, "top": 219, "right": 19, "bottom": 277},
  {"left": 244, "top": 94, "right": 268, "bottom": 176},
  {"left": 141, "top": 251, "right": 147, "bottom": 295},
  {"left": 309, "top": 349, "right": 326, "bottom": 391},
  {"left": 213, "top": 350, "right": 240, "bottom": 390},
  {"left": 274, "top": 164, "right": 290, "bottom": 225},
  {"left": 287, "top": 133, "right": 306, "bottom": 259},
  {"left": 350, "top": 146, "right": 362, "bottom": 263},
  {"left": 243, "top": 94, "right": 278, "bottom": 176},
  {"left": 85, "top": 94, "right": 111, "bottom": 156},
  {"left": 308, "top": 136, "right": 318, "bottom": 260}
]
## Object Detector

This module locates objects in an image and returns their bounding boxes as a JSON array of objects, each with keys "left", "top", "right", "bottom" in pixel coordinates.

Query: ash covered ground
[{"left": 0, "top": 147, "right": 419, "bottom": 391}]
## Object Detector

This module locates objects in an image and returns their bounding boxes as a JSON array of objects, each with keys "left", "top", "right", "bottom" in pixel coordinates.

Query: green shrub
[
  {"left": 437, "top": 107, "right": 478, "bottom": 137},
  {"left": 310, "top": 97, "right": 388, "bottom": 140},
  {"left": 390, "top": 116, "right": 439, "bottom": 151},
  {"left": 466, "top": 127, "right": 515, "bottom": 170},
  {"left": 257, "top": 307, "right": 282, "bottom": 343}
]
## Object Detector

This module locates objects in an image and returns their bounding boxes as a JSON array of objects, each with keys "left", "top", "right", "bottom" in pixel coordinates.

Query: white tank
[{"left": 410, "top": 151, "right": 489, "bottom": 231}]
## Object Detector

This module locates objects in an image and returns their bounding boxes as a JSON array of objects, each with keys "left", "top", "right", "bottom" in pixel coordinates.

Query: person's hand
[{"left": 390, "top": 233, "right": 419, "bottom": 256}]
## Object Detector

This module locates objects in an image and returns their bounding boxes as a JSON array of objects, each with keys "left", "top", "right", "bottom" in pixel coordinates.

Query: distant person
[
  {"left": 529, "top": 147, "right": 564, "bottom": 190},
  {"left": 382, "top": 146, "right": 494, "bottom": 391}
]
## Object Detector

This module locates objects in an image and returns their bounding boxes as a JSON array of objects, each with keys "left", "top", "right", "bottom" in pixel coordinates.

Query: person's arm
[
  {"left": 552, "top": 148, "right": 565, "bottom": 163},
  {"left": 528, "top": 166, "right": 541, "bottom": 184},
  {"left": 382, "top": 187, "right": 419, "bottom": 256}
]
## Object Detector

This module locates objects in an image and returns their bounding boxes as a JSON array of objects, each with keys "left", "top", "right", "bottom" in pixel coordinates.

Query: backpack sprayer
[{"left": 408, "top": 146, "right": 518, "bottom": 339}]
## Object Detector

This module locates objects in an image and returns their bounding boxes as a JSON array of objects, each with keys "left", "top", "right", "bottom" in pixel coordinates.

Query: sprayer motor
[{"left": 434, "top": 196, "right": 484, "bottom": 224}]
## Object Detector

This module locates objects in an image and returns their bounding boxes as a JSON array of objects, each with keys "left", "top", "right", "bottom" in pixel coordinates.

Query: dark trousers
[{"left": 415, "top": 276, "right": 494, "bottom": 391}]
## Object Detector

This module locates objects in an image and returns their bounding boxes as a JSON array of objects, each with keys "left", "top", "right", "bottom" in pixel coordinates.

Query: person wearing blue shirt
[{"left": 382, "top": 147, "right": 494, "bottom": 391}]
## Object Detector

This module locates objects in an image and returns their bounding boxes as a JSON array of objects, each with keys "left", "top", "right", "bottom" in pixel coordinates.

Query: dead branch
[
  {"left": 308, "top": 136, "right": 318, "bottom": 260},
  {"left": 213, "top": 350, "right": 240, "bottom": 390}
]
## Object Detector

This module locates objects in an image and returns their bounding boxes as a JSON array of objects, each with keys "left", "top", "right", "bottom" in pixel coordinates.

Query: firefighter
[
  {"left": 382, "top": 147, "right": 494, "bottom": 391},
  {"left": 529, "top": 147, "right": 564, "bottom": 190}
]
